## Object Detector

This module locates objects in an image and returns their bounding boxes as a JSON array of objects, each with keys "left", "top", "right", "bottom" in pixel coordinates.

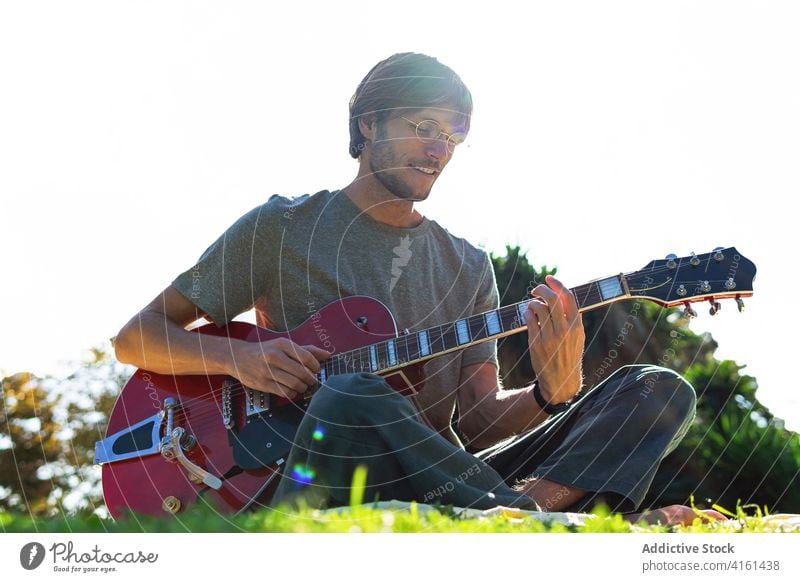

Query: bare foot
[{"left": 624, "top": 504, "right": 728, "bottom": 526}]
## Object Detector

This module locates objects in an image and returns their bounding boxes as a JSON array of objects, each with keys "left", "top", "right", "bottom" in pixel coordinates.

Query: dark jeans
[{"left": 270, "top": 364, "right": 696, "bottom": 513}]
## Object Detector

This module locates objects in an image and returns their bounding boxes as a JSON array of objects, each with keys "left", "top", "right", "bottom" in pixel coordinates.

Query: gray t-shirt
[{"left": 173, "top": 189, "right": 499, "bottom": 445}]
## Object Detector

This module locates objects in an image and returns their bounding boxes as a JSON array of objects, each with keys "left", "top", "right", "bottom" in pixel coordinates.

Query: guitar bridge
[{"left": 222, "top": 378, "right": 235, "bottom": 429}]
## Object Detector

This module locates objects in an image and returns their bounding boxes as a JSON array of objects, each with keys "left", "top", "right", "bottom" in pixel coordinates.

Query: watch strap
[{"left": 533, "top": 384, "right": 571, "bottom": 415}]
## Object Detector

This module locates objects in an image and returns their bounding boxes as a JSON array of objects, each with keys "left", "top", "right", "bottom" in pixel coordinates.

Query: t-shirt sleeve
[
  {"left": 460, "top": 252, "right": 500, "bottom": 368},
  {"left": 172, "top": 199, "right": 282, "bottom": 327}
]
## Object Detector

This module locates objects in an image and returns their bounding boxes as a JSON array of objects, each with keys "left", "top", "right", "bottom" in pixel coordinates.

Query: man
[{"left": 114, "top": 52, "right": 724, "bottom": 525}]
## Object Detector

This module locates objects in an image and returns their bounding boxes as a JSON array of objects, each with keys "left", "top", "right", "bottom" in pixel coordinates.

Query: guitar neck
[{"left": 318, "top": 273, "right": 630, "bottom": 381}]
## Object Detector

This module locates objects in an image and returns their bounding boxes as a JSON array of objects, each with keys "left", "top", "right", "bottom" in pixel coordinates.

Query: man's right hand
[
  {"left": 115, "top": 285, "right": 331, "bottom": 399},
  {"left": 226, "top": 338, "right": 331, "bottom": 400}
]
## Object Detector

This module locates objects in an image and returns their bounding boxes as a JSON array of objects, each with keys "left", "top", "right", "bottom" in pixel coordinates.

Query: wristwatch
[{"left": 533, "top": 384, "right": 572, "bottom": 415}]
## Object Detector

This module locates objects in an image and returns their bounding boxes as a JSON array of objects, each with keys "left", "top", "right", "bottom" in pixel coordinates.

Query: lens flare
[
  {"left": 312, "top": 426, "right": 325, "bottom": 441},
  {"left": 291, "top": 464, "right": 316, "bottom": 485}
]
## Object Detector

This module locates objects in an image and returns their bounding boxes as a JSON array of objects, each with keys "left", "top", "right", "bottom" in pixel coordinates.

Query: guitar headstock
[{"left": 624, "top": 247, "right": 756, "bottom": 316}]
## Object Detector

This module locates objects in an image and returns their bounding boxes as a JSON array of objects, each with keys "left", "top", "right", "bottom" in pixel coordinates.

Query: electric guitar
[{"left": 95, "top": 247, "right": 756, "bottom": 519}]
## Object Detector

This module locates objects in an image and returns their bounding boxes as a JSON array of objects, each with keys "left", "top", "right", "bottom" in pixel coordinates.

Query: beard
[{"left": 368, "top": 127, "right": 434, "bottom": 202}]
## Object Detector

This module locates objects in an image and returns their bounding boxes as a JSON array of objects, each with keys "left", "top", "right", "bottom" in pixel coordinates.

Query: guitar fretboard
[{"left": 316, "top": 274, "right": 628, "bottom": 382}]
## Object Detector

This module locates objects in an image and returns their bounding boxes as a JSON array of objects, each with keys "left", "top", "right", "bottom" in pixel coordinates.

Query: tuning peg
[
  {"left": 683, "top": 302, "right": 697, "bottom": 319},
  {"left": 736, "top": 297, "right": 745, "bottom": 312},
  {"left": 666, "top": 254, "right": 677, "bottom": 269},
  {"left": 712, "top": 247, "right": 725, "bottom": 262},
  {"left": 709, "top": 300, "right": 721, "bottom": 316},
  {"left": 690, "top": 252, "right": 700, "bottom": 267}
]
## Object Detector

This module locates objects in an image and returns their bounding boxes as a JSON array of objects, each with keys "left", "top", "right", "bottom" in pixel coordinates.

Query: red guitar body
[{"left": 99, "top": 296, "right": 424, "bottom": 519}]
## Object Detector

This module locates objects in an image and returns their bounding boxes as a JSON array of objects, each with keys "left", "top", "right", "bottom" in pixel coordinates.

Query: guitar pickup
[{"left": 246, "top": 388, "right": 271, "bottom": 417}]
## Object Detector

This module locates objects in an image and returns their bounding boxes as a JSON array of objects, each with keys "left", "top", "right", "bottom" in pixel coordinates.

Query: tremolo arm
[{"left": 159, "top": 398, "right": 222, "bottom": 490}]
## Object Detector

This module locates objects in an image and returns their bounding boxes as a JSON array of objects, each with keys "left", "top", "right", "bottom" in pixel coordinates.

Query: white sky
[{"left": 1, "top": 1, "right": 798, "bottom": 429}]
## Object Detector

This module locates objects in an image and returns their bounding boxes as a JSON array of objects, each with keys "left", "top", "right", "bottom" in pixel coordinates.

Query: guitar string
[
  {"left": 163, "top": 278, "right": 742, "bottom": 428},
  {"left": 158, "top": 269, "right": 744, "bottom": 427},
  {"left": 144, "top": 257, "right": 744, "bottom": 427},
  {"left": 173, "top": 327, "right": 739, "bottom": 432},
  {"left": 167, "top": 382, "right": 285, "bottom": 431}
]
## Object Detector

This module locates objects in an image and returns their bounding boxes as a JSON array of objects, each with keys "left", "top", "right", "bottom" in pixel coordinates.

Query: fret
[
  {"left": 387, "top": 339, "right": 398, "bottom": 367},
  {"left": 455, "top": 319, "right": 470, "bottom": 345},
  {"left": 353, "top": 348, "right": 369, "bottom": 372},
  {"left": 485, "top": 310, "right": 502, "bottom": 335},
  {"left": 430, "top": 326, "right": 447, "bottom": 354},
  {"left": 499, "top": 304, "right": 521, "bottom": 331},
  {"left": 376, "top": 341, "right": 388, "bottom": 371},
  {"left": 380, "top": 341, "right": 390, "bottom": 369},
  {"left": 467, "top": 313, "right": 488, "bottom": 342},
  {"left": 319, "top": 367, "right": 327, "bottom": 384},
  {"left": 442, "top": 323, "right": 458, "bottom": 352},
  {"left": 418, "top": 330, "right": 430, "bottom": 357},
  {"left": 576, "top": 282, "right": 604, "bottom": 309},
  {"left": 516, "top": 302, "right": 529, "bottom": 328},
  {"left": 572, "top": 283, "right": 589, "bottom": 309},
  {"left": 393, "top": 336, "right": 405, "bottom": 365},
  {"left": 340, "top": 352, "right": 352, "bottom": 374},
  {"left": 403, "top": 335, "right": 415, "bottom": 361}
]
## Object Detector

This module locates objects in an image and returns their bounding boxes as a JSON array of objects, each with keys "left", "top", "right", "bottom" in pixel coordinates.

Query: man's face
[{"left": 367, "top": 108, "right": 468, "bottom": 202}]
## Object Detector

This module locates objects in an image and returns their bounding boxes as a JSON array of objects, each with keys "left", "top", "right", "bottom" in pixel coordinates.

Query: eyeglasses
[{"left": 401, "top": 117, "right": 467, "bottom": 154}]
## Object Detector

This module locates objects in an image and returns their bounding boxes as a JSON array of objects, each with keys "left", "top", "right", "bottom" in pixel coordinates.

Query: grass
[{"left": 2, "top": 502, "right": 797, "bottom": 534}]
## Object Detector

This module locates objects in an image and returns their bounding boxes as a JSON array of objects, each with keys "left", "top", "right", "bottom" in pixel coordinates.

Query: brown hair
[{"left": 348, "top": 53, "right": 472, "bottom": 159}]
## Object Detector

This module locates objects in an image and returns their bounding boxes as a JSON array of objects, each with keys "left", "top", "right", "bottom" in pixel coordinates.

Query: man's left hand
[{"left": 526, "top": 275, "right": 585, "bottom": 407}]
